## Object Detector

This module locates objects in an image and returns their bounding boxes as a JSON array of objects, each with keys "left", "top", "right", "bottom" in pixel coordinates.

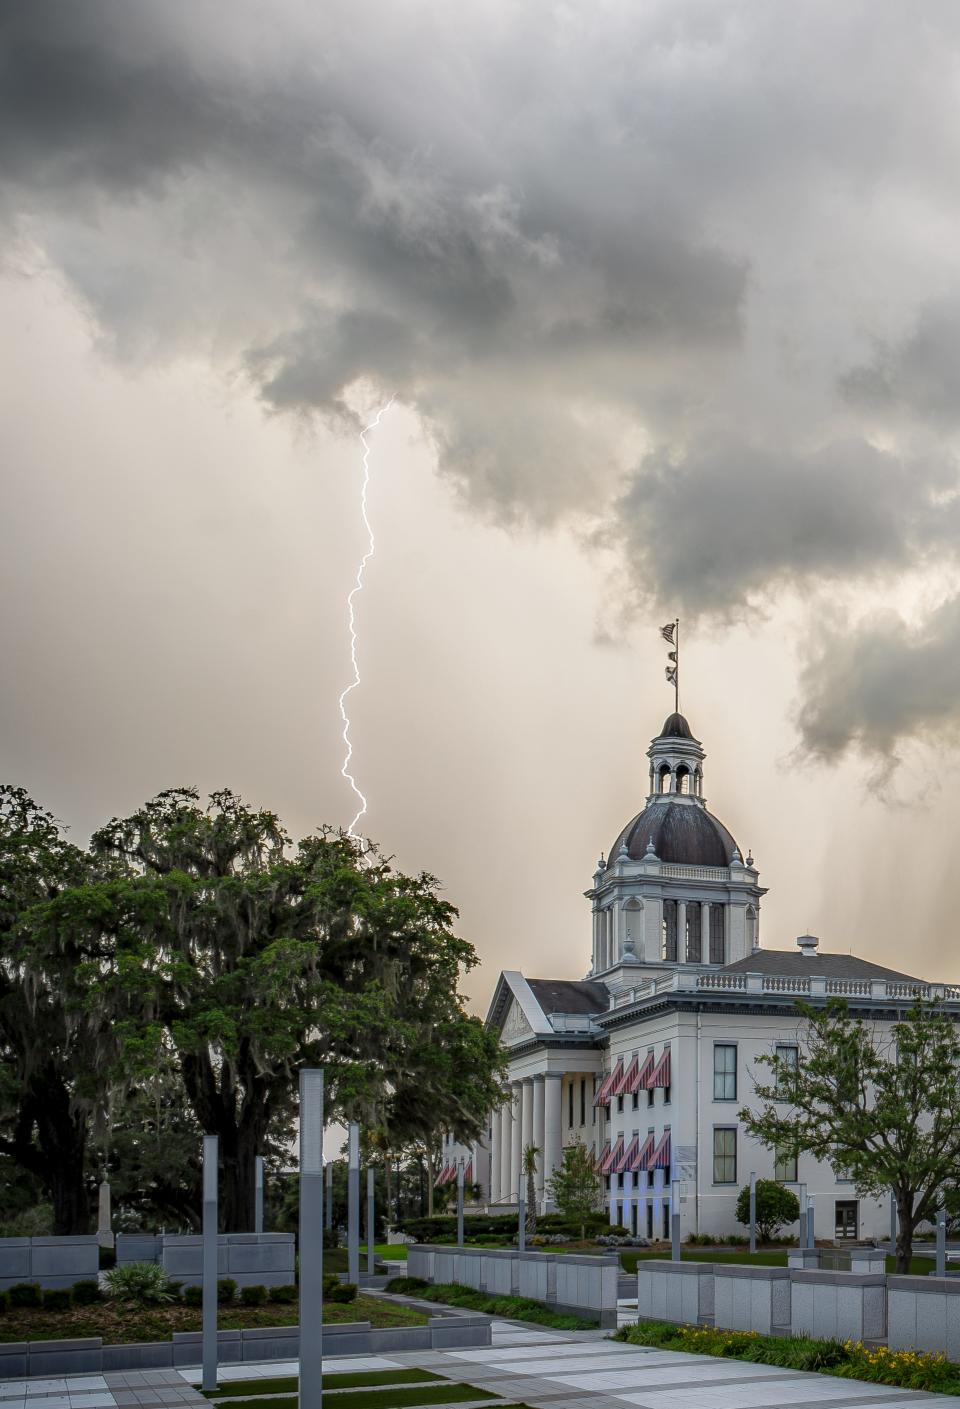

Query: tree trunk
[
  {"left": 895, "top": 1192, "right": 915, "bottom": 1274},
  {"left": 30, "top": 1077, "right": 92, "bottom": 1234}
]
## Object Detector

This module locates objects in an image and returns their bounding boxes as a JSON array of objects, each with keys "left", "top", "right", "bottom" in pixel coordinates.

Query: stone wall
[
  {"left": 159, "top": 1233, "right": 295, "bottom": 1288},
  {"left": 0, "top": 1237, "right": 99, "bottom": 1291},
  {"left": 0, "top": 1316, "right": 490, "bottom": 1377},
  {"left": 405, "top": 1243, "right": 618, "bottom": 1327}
]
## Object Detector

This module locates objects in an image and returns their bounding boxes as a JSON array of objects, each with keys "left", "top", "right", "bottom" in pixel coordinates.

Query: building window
[
  {"left": 568, "top": 1081, "right": 574, "bottom": 1128},
  {"left": 663, "top": 1081, "right": 671, "bottom": 1105},
  {"left": 713, "top": 1043, "right": 737, "bottom": 1101},
  {"left": 709, "top": 904, "right": 725, "bottom": 964},
  {"left": 774, "top": 1148, "right": 798, "bottom": 1182},
  {"left": 713, "top": 1128, "right": 737, "bottom": 1184},
  {"left": 662, "top": 900, "right": 678, "bottom": 962},
  {"left": 774, "top": 1044, "right": 799, "bottom": 1099},
  {"left": 580, "top": 1078, "right": 586, "bottom": 1126},
  {"left": 686, "top": 904, "right": 701, "bottom": 963},
  {"left": 632, "top": 1091, "right": 639, "bottom": 1110},
  {"left": 617, "top": 1094, "right": 624, "bottom": 1113}
]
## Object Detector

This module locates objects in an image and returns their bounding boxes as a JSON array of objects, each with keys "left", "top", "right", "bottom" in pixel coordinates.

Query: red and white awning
[
  {"left": 650, "top": 1130, "right": 672, "bottom": 1171},
  {"left": 630, "top": 1132, "right": 656, "bottom": 1172},
  {"left": 600, "top": 1135, "right": 624, "bottom": 1175},
  {"left": 651, "top": 1048, "right": 671, "bottom": 1088},
  {"left": 630, "top": 1052, "right": 656, "bottom": 1093},
  {"left": 613, "top": 1056, "right": 638, "bottom": 1097},
  {"left": 615, "top": 1135, "right": 639, "bottom": 1174},
  {"left": 594, "top": 1059, "right": 624, "bottom": 1106}
]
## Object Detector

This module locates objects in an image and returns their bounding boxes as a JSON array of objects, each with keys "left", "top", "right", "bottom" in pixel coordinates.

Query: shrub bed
[
  {"left": 384, "top": 1276, "right": 595, "bottom": 1330},
  {"left": 396, "top": 1212, "right": 622, "bottom": 1243},
  {"left": 615, "top": 1322, "right": 960, "bottom": 1395}
]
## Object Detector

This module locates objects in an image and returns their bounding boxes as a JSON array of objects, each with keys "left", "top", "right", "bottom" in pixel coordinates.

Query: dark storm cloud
[
  {"left": 609, "top": 439, "right": 960, "bottom": 618},
  {"left": 841, "top": 297, "right": 960, "bottom": 429},
  {"left": 7, "top": 0, "right": 960, "bottom": 760},
  {"left": 796, "top": 595, "right": 960, "bottom": 767}
]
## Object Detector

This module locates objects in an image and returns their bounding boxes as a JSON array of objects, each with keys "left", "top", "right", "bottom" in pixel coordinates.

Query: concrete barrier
[
  {"left": 554, "top": 1254, "right": 620, "bottom": 1329},
  {"left": 0, "top": 1315, "right": 489, "bottom": 1375},
  {"left": 888, "top": 1276, "right": 960, "bottom": 1358},
  {"left": 160, "top": 1232, "right": 295, "bottom": 1288},
  {"left": 637, "top": 1260, "right": 714, "bottom": 1326},
  {"left": 517, "top": 1253, "right": 556, "bottom": 1305},
  {"left": 0, "top": 1237, "right": 99, "bottom": 1292},
  {"left": 714, "top": 1264, "right": 791, "bottom": 1335},
  {"left": 481, "top": 1248, "right": 516, "bottom": 1296},
  {"left": 116, "top": 1234, "right": 161, "bottom": 1265},
  {"left": 790, "top": 1270, "right": 886, "bottom": 1342}
]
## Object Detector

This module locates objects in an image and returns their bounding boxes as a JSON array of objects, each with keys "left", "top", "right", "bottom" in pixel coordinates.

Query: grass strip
[
  {"left": 210, "top": 1385, "right": 496, "bottom": 1409},
  {"left": 384, "top": 1277, "right": 595, "bottom": 1331},
  {"left": 615, "top": 1321, "right": 960, "bottom": 1395},
  {"left": 205, "top": 1371, "right": 443, "bottom": 1398}
]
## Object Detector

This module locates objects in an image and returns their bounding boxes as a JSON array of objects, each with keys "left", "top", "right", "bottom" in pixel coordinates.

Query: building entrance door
[{"left": 835, "top": 1200, "right": 858, "bottom": 1239}]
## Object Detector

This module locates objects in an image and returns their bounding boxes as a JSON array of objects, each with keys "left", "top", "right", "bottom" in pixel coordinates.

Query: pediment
[{"left": 501, "top": 997, "right": 534, "bottom": 1044}]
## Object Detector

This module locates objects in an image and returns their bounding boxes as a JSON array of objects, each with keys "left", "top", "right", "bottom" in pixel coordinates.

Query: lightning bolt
[{"left": 338, "top": 395, "right": 395, "bottom": 840}]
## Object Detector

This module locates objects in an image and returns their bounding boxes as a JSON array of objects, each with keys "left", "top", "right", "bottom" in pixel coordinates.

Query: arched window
[
  {"left": 676, "top": 765, "right": 690, "bottom": 795},
  {"left": 746, "top": 906, "right": 757, "bottom": 950},
  {"left": 685, "top": 903, "right": 701, "bottom": 963},
  {"left": 658, "top": 764, "right": 671, "bottom": 794},
  {"left": 662, "top": 899, "right": 677, "bottom": 962},
  {"left": 709, "top": 904, "right": 725, "bottom": 964}
]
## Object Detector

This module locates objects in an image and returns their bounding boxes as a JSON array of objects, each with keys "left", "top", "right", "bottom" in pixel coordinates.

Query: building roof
[
  {"left": 526, "top": 978, "right": 608, "bottom": 1016},
  {"left": 609, "top": 798, "right": 737, "bottom": 869},
  {"left": 659, "top": 711, "right": 694, "bottom": 739},
  {"left": 723, "top": 949, "right": 924, "bottom": 985}
]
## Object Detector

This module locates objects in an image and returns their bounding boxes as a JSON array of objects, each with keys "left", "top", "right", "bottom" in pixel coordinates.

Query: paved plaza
[{"left": 0, "top": 1320, "right": 956, "bottom": 1409}]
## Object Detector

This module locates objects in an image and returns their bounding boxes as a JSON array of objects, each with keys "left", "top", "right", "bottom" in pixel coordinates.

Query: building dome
[
  {"left": 610, "top": 799, "right": 737, "bottom": 869},
  {"left": 658, "top": 712, "right": 694, "bottom": 740}
]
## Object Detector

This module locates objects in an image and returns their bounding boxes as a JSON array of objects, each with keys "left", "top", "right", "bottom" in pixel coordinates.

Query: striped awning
[
  {"left": 463, "top": 1161, "right": 473, "bottom": 1183},
  {"left": 434, "top": 1163, "right": 452, "bottom": 1187},
  {"left": 652, "top": 1048, "right": 671, "bottom": 1088},
  {"left": 630, "top": 1052, "right": 656, "bottom": 1093},
  {"left": 650, "top": 1130, "right": 672, "bottom": 1171},
  {"left": 595, "top": 1140, "right": 610, "bottom": 1172},
  {"left": 613, "top": 1056, "right": 638, "bottom": 1097},
  {"left": 615, "top": 1135, "right": 639, "bottom": 1173},
  {"left": 631, "top": 1132, "right": 656, "bottom": 1172},
  {"left": 600, "top": 1135, "right": 624, "bottom": 1175},
  {"left": 594, "top": 1059, "right": 624, "bottom": 1106}
]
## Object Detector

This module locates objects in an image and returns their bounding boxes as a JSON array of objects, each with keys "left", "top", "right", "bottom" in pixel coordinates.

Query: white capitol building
[{"left": 441, "top": 708, "right": 956, "bottom": 1242}]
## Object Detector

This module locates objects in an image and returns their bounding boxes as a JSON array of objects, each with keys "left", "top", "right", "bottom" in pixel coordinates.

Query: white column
[
  {"left": 677, "top": 900, "right": 687, "bottom": 962},
  {"left": 487, "top": 1115, "right": 499, "bottom": 1204},
  {"left": 532, "top": 1075, "right": 546, "bottom": 1205},
  {"left": 498, "top": 1097, "right": 512, "bottom": 1205},
  {"left": 543, "top": 1073, "right": 562, "bottom": 1209},
  {"left": 521, "top": 1077, "right": 534, "bottom": 1165},
  {"left": 510, "top": 1082, "right": 523, "bottom": 1202}
]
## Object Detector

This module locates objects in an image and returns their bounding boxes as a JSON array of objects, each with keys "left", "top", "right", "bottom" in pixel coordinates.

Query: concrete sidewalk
[{"left": 0, "top": 1320, "right": 956, "bottom": 1409}]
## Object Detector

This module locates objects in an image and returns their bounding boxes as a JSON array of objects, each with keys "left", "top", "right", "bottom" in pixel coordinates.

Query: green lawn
[
  {"left": 204, "top": 1371, "right": 443, "bottom": 1398},
  {"left": 385, "top": 1276, "right": 596, "bottom": 1330},
  {"left": 213, "top": 1387, "right": 496, "bottom": 1409}
]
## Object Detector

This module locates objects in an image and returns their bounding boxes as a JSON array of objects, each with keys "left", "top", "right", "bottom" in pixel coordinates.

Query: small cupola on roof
[{"left": 647, "top": 712, "right": 707, "bottom": 803}]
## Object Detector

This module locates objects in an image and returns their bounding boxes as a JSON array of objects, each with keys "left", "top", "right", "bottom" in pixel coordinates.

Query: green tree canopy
[
  {"left": 26, "top": 788, "right": 504, "bottom": 1229},
  {"left": 546, "top": 1136, "right": 601, "bottom": 1239},
  {"left": 734, "top": 1179, "right": 799, "bottom": 1243},
  {"left": 741, "top": 997, "right": 960, "bottom": 1271}
]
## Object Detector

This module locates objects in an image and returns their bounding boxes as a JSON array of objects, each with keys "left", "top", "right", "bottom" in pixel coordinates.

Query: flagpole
[{"left": 675, "top": 618, "right": 680, "bottom": 712}]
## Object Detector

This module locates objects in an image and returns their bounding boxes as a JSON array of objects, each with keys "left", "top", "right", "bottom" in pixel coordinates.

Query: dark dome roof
[
  {"left": 610, "top": 799, "right": 737, "bottom": 868},
  {"left": 659, "top": 712, "right": 694, "bottom": 739}
]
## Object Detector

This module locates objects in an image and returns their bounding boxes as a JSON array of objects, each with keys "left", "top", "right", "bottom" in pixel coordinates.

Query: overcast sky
[{"left": 4, "top": 1, "right": 960, "bottom": 1004}]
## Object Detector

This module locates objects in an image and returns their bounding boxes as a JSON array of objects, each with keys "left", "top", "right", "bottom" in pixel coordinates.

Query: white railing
[
  {"left": 696, "top": 973, "right": 747, "bottom": 990},
  {"left": 762, "top": 975, "right": 811, "bottom": 994},
  {"left": 826, "top": 978, "right": 871, "bottom": 995},
  {"left": 660, "top": 863, "right": 729, "bottom": 880}
]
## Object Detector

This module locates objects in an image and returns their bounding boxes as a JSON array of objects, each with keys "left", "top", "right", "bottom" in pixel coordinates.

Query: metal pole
[
  {"left": 456, "top": 1160, "right": 465, "bottom": 1248},
  {"left": 806, "top": 1195, "right": 815, "bottom": 1249},
  {"left": 748, "top": 1171, "right": 756, "bottom": 1256},
  {"left": 798, "top": 1183, "right": 807, "bottom": 1251},
  {"left": 670, "top": 1180, "right": 680, "bottom": 1261},
  {"left": 937, "top": 1203, "right": 947, "bottom": 1278},
  {"left": 348, "top": 1122, "right": 360, "bottom": 1286},
  {"left": 325, "top": 1159, "right": 333, "bottom": 1231},
  {"left": 254, "top": 1155, "right": 264, "bottom": 1235},
  {"left": 299, "top": 1069, "right": 324, "bottom": 1409},
  {"left": 201, "top": 1135, "right": 218, "bottom": 1393},
  {"left": 366, "top": 1166, "right": 375, "bottom": 1278},
  {"left": 517, "top": 1172, "right": 526, "bottom": 1254}
]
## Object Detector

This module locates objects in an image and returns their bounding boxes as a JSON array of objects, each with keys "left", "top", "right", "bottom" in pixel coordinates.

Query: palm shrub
[
  {"left": 102, "top": 1262, "right": 176, "bottom": 1305},
  {"left": 522, "top": 1145, "right": 539, "bottom": 1237}
]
